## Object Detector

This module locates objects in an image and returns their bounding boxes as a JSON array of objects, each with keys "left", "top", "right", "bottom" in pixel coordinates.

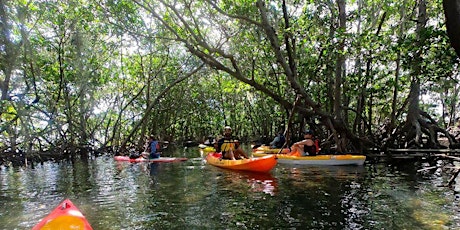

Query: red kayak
[
  {"left": 114, "top": 155, "right": 188, "bottom": 163},
  {"left": 32, "top": 199, "right": 92, "bottom": 230}
]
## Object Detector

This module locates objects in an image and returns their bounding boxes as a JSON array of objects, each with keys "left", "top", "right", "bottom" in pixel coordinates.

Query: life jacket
[
  {"left": 303, "top": 138, "right": 320, "bottom": 156},
  {"left": 217, "top": 137, "right": 238, "bottom": 153},
  {"left": 315, "top": 139, "right": 320, "bottom": 153}
]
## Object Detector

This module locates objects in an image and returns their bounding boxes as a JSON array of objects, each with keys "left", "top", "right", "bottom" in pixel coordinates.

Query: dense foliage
[{"left": 0, "top": 0, "right": 459, "bottom": 159}]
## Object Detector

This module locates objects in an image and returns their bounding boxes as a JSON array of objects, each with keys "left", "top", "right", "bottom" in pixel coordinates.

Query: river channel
[{"left": 1, "top": 146, "right": 459, "bottom": 229}]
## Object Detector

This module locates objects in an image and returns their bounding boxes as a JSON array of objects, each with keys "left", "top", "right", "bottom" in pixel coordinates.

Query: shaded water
[{"left": 0, "top": 147, "right": 459, "bottom": 229}]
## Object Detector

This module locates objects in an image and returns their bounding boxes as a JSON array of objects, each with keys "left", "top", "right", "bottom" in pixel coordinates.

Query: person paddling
[
  {"left": 270, "top": 130, "right": 286, "bottom": 149},
  {"left": 142, "top": 135, "right": 161, "bottom": 159},
  {"left": 204, "top": 135, "right": 216, "bottom": 146},
  {"left": 216, "top": 126, "right": 249, "bottom": 160}
]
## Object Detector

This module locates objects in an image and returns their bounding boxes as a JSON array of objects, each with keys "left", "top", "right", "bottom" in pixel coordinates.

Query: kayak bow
[{"left": 32, "top": 199, "right": 92, "bottom": 230}]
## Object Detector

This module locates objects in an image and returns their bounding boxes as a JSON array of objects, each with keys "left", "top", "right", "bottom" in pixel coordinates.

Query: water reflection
[
  {"left": 149, "top": 163, "right": 159, "bottom": 176},
  {"left": 0, "top": 151, "right": 459, "bottom": 229},
  {"left": 211, "top": 169, "right": 278, "bottom": 196},
  {"left": 282, "top": 164, "right": 367, "bottom": 179}
]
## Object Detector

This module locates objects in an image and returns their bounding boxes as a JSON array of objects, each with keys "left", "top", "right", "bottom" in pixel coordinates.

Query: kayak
[
  {"left": 252, "top": 145, "right": 290, "bottom": 154},
  {"left": 32, "top": 199, "right": 92, "bottom": 230},
  {"left": 252, "top": 152, "right": 366, "bottom": 166},
  {"left": 198, "top": 144, "right": 216, "bottom": 153},
  {"left": 205, "top": 152, "right": 277, "bottom": 173},
  {"left": 253, "top": 142, "right": 321, "bottom": 154},
  {"left": 114, "top": 155, "right": 188, "bottom": 163}
]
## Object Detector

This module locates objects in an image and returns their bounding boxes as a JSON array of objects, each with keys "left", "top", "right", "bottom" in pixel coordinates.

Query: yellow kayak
[
  {"left": 252, "top": 145, "right": 290, "bottom": 154},
  {"left": 198, "top": 144, "right": 216, "bottom": 153},
  {"left": 253, "top": 152, "right": 365, "bottom": 166}
]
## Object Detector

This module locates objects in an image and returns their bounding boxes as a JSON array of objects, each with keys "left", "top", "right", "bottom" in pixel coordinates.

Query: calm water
[{"left": 0, "top": 147, "right": 459, "bottom": 229}]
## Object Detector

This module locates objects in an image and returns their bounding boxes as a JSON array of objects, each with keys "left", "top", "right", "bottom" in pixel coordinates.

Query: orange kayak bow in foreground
[
  {"left": 32, "top": 199, "right": 93, "bottom": 230},
  {"left": 206, "top": 152, "right": 277, "bottom": 173}
]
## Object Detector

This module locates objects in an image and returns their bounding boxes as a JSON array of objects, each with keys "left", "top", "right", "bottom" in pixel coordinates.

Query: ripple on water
[{"left": 1, "top": 154, "right": 460, "bottom": 229}]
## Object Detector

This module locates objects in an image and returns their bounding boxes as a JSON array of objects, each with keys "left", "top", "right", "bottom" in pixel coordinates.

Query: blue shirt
[
  {"left": 150, "top": 140, "right": 160, "bottom": 158},
  {"left": 150, "top": 141, "right": 158, "bottom": 154}
]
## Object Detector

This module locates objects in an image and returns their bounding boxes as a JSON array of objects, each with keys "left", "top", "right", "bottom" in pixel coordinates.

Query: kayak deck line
[{"left": 253, "top": 152, "right": 365, "bottom": 166}]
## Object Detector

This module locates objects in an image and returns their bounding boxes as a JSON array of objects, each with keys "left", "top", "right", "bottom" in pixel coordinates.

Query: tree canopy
[{"left": 0, "top": 0, "right": 459, "bottom": 157}]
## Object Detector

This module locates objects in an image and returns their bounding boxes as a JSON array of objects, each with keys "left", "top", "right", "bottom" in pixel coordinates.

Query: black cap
[{"left": 303, "top": 129, "right": 313, "bottom": 135}]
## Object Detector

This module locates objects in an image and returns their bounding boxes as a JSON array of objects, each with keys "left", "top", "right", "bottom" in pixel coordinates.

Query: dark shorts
[{"left": 221, "top": 152, "right": 232, "bottom": 160}]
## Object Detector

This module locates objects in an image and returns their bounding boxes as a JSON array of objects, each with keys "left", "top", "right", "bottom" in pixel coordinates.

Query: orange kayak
[
  {"left": 206, "top": 152, "right": 277, "bottom": 173},
  {"left": 32, "top": 199, "right": 93, "bottom": 230}
]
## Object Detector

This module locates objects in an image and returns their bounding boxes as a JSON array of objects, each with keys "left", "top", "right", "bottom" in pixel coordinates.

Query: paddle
[{"left": 277, "top": 95, "right": 301, "bottom": 154}]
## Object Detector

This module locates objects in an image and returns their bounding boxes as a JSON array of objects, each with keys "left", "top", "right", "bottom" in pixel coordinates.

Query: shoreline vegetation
[
  {"left": 0, "top": 145, "right": 111, "bottom": 167},
  {"left": 2, "top": 143, "right": 460, "bottom": 192}
]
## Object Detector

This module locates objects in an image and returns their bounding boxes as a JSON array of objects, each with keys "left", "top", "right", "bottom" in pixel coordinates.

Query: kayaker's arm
[{"left": 292, "top": 139, "right": 314, "bottom": 148}]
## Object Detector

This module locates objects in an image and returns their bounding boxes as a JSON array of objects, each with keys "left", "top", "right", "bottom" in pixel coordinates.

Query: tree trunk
[
  {"left": 443, "top": 0, "right": 460, "bottom": 57},
  {"left": 333, "top": 0, "right": 346, "bottom": 152},
  {"left": 0, "top": 2, "right": 17, "bottom": 101},
  {"left": 391, "top": 0, "right": 407, "bottom": 129},
  {"left": 403, "top": 0, "right": 427, "bottom": 147},
  {"left": 334, "top": 0, "right": 345, "bottom": 119}
]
